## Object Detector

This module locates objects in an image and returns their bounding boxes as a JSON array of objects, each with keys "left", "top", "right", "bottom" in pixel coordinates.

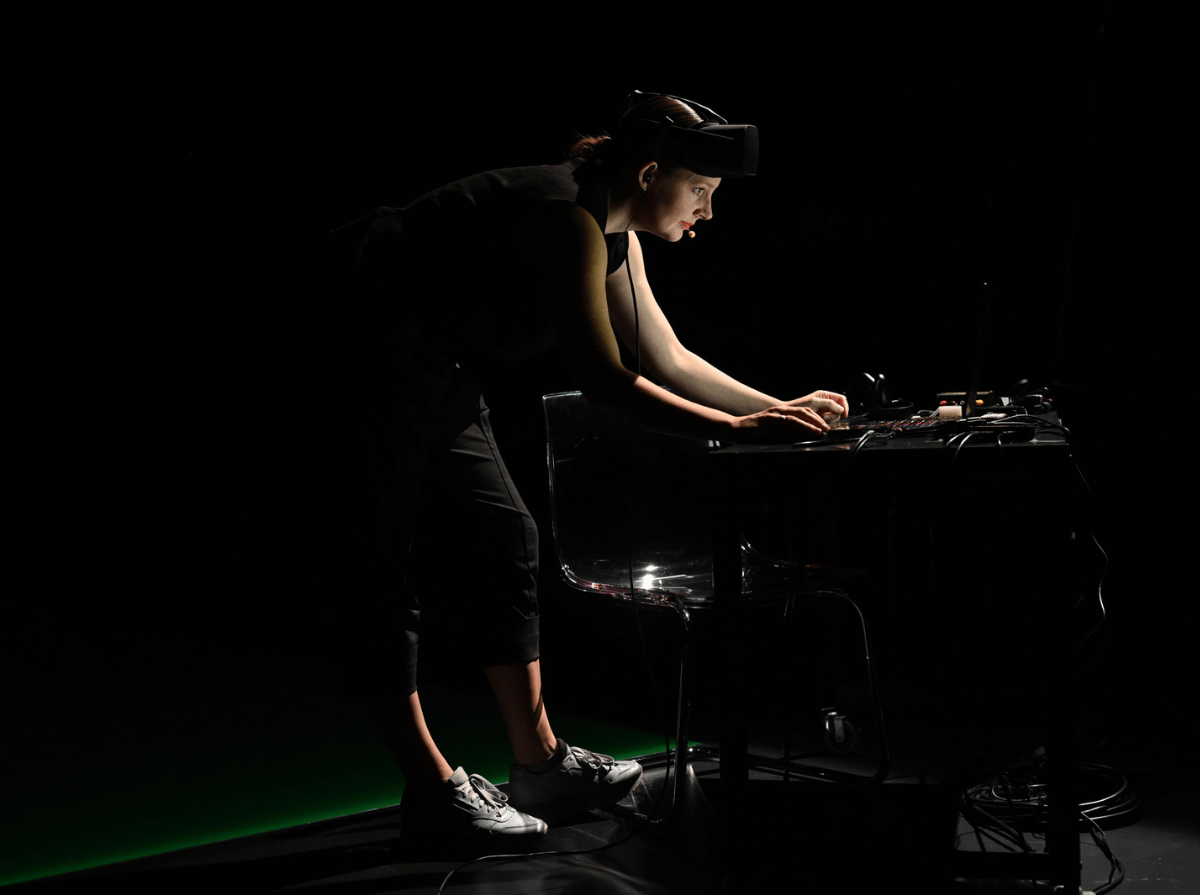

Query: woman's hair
[
  {"left": 566, "top": 94, "right": 705, "bottom": 167},
  {"left": 565, "top": 134, "right": 611, "bottom": 160}
]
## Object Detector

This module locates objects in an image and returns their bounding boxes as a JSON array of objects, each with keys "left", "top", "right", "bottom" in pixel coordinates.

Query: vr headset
[{"left": 611, "top": 90, "right": 759, "bottom": 178}]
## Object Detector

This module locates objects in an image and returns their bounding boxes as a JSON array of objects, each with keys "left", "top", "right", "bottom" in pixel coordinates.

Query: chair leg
[
  {"left": 669, "top": 599, "right": 692, "bottom": 819},
  {"left": 785, "top": 589, "right": 891, "bottom": 784},
  {"left": 832, "top": 591, "right": 891, "bottom": 783},
  {"left": 614, "top": 597, "right": 695, "bottom": 826}
]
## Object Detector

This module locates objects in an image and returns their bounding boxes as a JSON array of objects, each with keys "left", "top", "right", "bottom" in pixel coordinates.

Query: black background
[{"left": 11, "top": 5, "right": 1190, "bottom": 790}]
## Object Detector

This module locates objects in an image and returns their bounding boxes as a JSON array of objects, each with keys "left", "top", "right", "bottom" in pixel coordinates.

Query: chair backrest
[{"left": 542, "top": 391, "right": 720, "bottom": 604}]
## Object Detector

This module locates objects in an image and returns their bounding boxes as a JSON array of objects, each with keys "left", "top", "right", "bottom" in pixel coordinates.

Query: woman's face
[{"left": 639, "top": 166, "right": 721, "bottom": 242}]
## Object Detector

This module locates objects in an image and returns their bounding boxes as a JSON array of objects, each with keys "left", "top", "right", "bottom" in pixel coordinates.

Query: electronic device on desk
[
  {"left": 848, "top": 372, "right": 913, "bottom": 421},
  {"left": 932, "top": 381, "right": 1056, "bottom": 443},
  {"left": 935, "top": 384, "right": 1054, "bottom": 419},
  {"left": 937, "top": 415, "right": 1039, "bottom": 442},
  {"left": 830, "top": 416, "right": 945, "bottom": 437},
  {"left": 937, "top": 389, "right": 999, "bottom": 416},
  {"left": 835, "top": 372, "right": 944, "bottom": 437},
  {"left": 832, "top": 374, "right": 1056, "bottom": 442}
]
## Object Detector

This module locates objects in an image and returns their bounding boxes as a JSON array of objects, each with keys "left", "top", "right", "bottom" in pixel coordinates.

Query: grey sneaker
[
  {"left": 401, "top": 767, "right": 548, "bottom": 838},
  {"left": 507, "top": 740, "right": 643, "bottom": 821}
]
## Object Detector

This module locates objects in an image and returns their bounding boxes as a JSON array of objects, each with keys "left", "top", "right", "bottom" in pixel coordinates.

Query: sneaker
[
  {"left": 401, "top": 767, "right": 548, "bottom": 838},
  {"left": 507, "top": 740, "right": 643, "bottom": 820}
]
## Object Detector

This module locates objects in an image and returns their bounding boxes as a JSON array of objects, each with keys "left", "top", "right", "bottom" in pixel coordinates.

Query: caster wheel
[{"left": 822, "top": 710, "right": 859, "bottom": 755}]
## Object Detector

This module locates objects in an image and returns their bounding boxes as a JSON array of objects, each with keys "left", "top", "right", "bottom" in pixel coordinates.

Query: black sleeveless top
[{"left": 331, "top": 158, "right": 628, "bottom": 366}]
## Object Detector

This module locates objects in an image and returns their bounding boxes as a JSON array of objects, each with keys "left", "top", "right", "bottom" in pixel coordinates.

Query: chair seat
[{"left": 563, "top": 553, "right": 866, "bottom": 605}]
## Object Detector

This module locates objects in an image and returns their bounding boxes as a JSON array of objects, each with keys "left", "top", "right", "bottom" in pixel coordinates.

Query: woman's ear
[{"left": 637, "top": 161, "right": 659, "bottom": 191}]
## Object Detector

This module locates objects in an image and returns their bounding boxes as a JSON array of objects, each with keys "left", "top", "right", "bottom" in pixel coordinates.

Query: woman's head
[
  {"left": 572, "top": 92, "right": 757, "bottom": 239},
  {"left": 567, "top": 94, "right": 706, "bottom": 172},
  {"left": 570, "top": 91, "right": 757, "bottom": 182}
]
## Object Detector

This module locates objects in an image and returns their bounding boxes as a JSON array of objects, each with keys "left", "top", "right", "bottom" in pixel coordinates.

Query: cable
[
  {"left": 620, "top": 206, "right": 684, "bottom": 810},
  {"left": 959, "top": 750, "right": 1136, "bottom": 893},
  {"left": 947, "top": 429, "right": 976, "bottom": 463},
  {"left": 1085, "top": 812, "right": 1126, "bottom": 895},
  {"left": 1069, "top": 461, "right": 1111, "bottom": 660},
  {"left": 624, "top": 245, "right": 669, "bottom": 752},
  {"left": 849, "top": 427, "right": 891, "bottom": 456}
]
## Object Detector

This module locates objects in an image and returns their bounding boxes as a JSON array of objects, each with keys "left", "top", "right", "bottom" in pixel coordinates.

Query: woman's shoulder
[
  {"left": 507, "top": 201, "right": 607, "bottom": 260},
  {"left": 405, "top": 159, "right": 606, "bottom": 229},
  {"left": 405, "top": 159, "right": 583, "bottom": 207}
]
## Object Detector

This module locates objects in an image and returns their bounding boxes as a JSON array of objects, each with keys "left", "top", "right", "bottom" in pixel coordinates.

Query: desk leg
[
  {"left": 1045, "top": 586, "right": 1083, "bottom": 892},
  {"left": 712, "top": 467, "right": 747, "bottom": 861}
]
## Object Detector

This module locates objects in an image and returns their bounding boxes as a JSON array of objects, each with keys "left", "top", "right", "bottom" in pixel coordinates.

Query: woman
[{"left": 322, "top": 92, "right": 848, "bottom": 839}]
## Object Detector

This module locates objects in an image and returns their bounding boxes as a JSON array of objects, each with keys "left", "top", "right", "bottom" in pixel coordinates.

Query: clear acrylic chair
[{"left": 542, "top": 391, "right": 890, "bottom": 817}]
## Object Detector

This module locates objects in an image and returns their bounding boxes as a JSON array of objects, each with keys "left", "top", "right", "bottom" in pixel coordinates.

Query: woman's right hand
[{"left": 731, "top": 405, "right": 831, "bottom": 442}]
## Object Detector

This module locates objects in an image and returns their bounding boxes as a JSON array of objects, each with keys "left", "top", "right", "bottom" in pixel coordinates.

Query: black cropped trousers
[{"left": 321, "top": 327, "right": 540, "bottom": 696}]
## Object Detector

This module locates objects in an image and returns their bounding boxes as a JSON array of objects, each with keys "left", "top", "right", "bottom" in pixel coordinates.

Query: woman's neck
[{"left": 602, "top": 165, "right": 643, "bottom": 235}]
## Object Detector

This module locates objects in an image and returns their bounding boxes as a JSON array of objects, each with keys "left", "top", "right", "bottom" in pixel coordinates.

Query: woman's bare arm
[
  {"left": 605, "top": 231, "right": 848, "bottom": 422},
  {"left": 511, "top": 204, "right": 827, "bottom": 441}
]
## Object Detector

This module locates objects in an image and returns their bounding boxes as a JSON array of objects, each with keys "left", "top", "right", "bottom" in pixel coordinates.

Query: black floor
[
  {"left": 10, "top": 731, "right": 1197, "bottom": 895},
  {"left": 6, "top": 569, "right": 1195, "bottom": 894}
]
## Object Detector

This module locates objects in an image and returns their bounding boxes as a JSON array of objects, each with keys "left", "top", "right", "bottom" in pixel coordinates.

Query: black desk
[{"left": 708, "top": 423, "right": 1082, "bottom": 891}]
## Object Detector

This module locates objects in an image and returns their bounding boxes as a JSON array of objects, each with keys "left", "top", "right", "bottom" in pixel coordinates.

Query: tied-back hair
[
  {"left": 565, "top": 134, "right": 611, "bottom": 160},
  {"left": 566, "top": 94, "right": 705, "bottom": 167}
]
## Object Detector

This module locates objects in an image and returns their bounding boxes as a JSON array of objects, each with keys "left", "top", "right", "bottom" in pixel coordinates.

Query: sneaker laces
[
  {"left": 466, "top": 774, "right": 511, "bottom": 816},
  {"left": 569, "top": 746, "right": 616, "bottom": 773}
]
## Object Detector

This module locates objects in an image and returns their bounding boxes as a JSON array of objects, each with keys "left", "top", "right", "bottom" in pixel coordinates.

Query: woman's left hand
[{"left": 778, "top": 390, "right": 850, "bottom": 422}]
